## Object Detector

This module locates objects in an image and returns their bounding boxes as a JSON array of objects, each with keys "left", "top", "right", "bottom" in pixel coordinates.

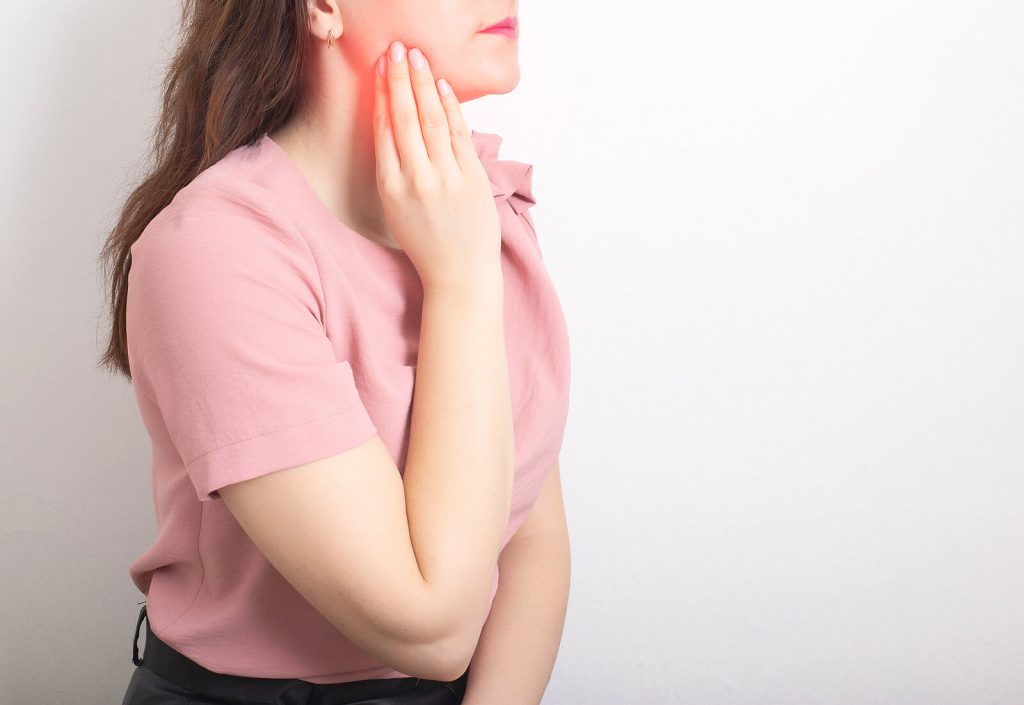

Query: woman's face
[{"left": 333, "top": 0, "right": 520, "bottom": 100}]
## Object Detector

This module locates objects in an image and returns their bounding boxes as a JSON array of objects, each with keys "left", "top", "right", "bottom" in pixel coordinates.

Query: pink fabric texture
[{"left": 125, "top": 130, "right": 571, "bottom": 683}]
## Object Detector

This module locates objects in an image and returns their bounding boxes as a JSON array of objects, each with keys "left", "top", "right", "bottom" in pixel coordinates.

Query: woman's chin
[{"left": 457, "top": 65, "right": 521, "bottom": 100}]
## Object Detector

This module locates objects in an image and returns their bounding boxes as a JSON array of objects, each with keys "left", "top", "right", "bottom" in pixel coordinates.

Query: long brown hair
[{"left": 97, "top": 0, "right": 310, "bottom": 381}]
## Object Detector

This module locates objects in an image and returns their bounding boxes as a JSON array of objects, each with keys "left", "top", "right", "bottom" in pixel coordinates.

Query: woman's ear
[{"left": 307, "top": 0, "right": 344, "bottom": 43}]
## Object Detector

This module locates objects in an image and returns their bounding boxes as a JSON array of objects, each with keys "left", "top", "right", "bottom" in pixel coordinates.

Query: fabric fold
[{"left": 471, "top": 129, "right": 536, "bottom": 216}]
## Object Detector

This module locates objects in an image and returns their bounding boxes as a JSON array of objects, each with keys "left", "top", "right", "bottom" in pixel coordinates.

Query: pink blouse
[{"left": 125, "top": 130, "right": 571, "bottom": 683}]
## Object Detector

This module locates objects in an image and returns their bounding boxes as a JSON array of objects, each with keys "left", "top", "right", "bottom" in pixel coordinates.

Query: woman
[{"left": 98, "top": 1, "right": 571, "bottom": 703}]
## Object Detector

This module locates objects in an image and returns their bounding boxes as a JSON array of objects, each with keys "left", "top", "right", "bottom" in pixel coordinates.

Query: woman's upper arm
[{"left": 127, "top": 180, "right": 377, "bottom": 501}]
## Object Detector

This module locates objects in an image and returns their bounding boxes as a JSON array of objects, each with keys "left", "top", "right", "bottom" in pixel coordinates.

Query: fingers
[
  {"left": 375, "top": 40, "right": 479, "bottom": 184},
  {"left": 383, "top": 41, "right": 430, "bottom": 174},
  {"left": 406, "top": 47, "right": 457, "bottom": 172},
  {"left": 436, "top": 75, "right": 476, "bottom": 173},
  {"left": 373, "top": 54, "right": 400, "bottom": 187}
]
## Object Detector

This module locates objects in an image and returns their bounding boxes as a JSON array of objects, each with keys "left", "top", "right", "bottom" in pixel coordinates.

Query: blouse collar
[{"left": 471, "top": 130, "right": 536, "bottom": 216}]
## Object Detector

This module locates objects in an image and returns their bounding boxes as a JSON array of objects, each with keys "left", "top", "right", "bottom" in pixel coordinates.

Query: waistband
[{"left": 131, "top": 604, "right": 469, "bottom": 703}]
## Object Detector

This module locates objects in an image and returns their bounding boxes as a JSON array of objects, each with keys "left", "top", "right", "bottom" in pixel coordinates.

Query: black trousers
[{"left": 120, "top": 604, "right": 469, "bottom": 705}]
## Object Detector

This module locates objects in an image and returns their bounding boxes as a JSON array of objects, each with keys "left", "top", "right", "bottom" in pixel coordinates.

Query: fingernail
[
  {"left": 408, "top": 48, "right": 425, "bottom": 70},
  {"left": 437, "top": 78, "right": 451, "bottom": 96},
  {"left": 389, "top": 41, "right": 406, "bottom": 64},
  {"left": 377, "top": 55, "right": 386, "bottom": 77}
]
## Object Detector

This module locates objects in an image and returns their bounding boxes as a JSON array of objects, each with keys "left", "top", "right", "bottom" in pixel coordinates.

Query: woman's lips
[
  {"left": 480, "top": 17, "right": 518, "bottom": 36},
  {"left": 480, "top": 25, "right": 518, "bottom": 37}
]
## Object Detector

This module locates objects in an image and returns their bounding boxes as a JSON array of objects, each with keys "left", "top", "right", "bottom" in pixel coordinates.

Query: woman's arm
[{"left": 461, "top": 460, "right": 571, "bottom": 705}]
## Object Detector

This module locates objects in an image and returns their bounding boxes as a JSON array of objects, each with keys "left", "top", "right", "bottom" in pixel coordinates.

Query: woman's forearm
[
  {"left": 461, "top": 531, "right": 571, "bottom": 705},
  {"left": 403, "top": 272, "right": 516, "bottom": 670}
]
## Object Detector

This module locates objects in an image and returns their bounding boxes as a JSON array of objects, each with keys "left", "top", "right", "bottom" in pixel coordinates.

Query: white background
[{"left": 1, "top": 1, "right": 1021, "bottom": 703}]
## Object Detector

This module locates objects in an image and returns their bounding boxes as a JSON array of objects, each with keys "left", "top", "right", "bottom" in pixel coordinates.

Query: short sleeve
[{"left": 126, "top": 180, "right": 378, "bottom": 502}]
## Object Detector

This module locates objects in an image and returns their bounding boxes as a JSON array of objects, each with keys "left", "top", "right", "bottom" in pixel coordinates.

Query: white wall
[{"left": 1, "top": 1, "right": 1021, "bottom": 703}]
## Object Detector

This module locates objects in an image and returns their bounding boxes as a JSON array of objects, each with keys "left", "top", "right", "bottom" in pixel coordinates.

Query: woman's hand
[{"left": 373, "top": 40, "right": 502, "bottom": 294}]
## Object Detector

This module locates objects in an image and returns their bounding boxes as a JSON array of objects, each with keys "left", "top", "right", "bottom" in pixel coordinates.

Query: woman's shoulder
[
  {"left": 171, "top": 152, "right": 291, "bottom": 225},
  {"left": 137, "top": 146, "right": 300, "bottom": 255}
]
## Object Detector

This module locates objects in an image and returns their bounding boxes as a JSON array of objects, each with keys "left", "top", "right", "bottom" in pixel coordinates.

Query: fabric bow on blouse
[{"left": 471, "top": 130, "right": 536, "bottom": 218}]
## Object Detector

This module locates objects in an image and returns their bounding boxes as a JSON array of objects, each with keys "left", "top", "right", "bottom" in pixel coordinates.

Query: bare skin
[{"left": 268, "top": 0, "right": 520, "bottom": 249}]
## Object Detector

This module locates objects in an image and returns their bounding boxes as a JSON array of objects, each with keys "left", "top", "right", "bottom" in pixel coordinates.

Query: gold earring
[{"left": 327, "top": 29, "right": 335, "bottom": 48}]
